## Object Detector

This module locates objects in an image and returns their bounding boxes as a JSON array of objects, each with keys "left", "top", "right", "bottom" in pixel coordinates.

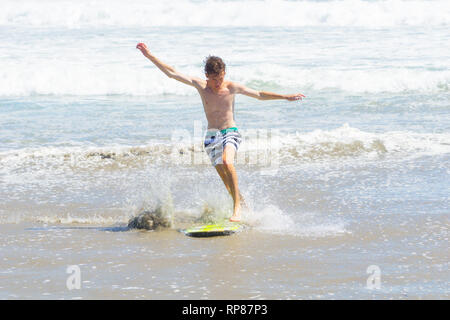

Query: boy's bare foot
[
  {"left": 229, "top": 214, "right": 241, "bottom": 222},
  {"left": 230, "top": 204, "right": 241, "bottom": 222}
]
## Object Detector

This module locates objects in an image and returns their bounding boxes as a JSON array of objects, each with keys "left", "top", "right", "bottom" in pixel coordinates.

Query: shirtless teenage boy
[{"left": 136, "top": 43, "right": 305, "bottom": 222}]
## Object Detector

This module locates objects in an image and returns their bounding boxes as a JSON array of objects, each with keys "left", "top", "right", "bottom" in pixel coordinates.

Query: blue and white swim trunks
[{"left": 204, "top": 127, "right": 242, "bottom": 166}]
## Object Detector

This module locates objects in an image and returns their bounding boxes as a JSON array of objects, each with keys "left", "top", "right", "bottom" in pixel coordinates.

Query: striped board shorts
[{"left": 204, "top": 127, "right": 242, "bottom": 166}]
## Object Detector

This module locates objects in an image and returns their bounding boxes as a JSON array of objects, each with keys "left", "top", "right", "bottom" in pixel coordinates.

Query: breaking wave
[
  {"left": 1, "top": 125, "right": 448, "bottom": 174},
  {"left": 1, "top": 63, "right": 448, "bottom": 96},
  {"left": 1, "top": 0, "right": 449, "bottom": 28}
]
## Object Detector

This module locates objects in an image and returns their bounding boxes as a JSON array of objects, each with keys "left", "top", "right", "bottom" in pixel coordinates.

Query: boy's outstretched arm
[
  {"left": 136, "top": 42, "right": 204, "bottom": 88},
  {"left": 232, "top": 82, "right": 305, "bottom": 101}
]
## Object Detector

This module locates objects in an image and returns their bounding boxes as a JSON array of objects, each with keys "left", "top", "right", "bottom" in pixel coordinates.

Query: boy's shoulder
[
  {"left": 192, "top": 77, "right": 207, "bottom": 89},
  {"left": 227, "top": 81, "right": 241, "bottom": 93}
]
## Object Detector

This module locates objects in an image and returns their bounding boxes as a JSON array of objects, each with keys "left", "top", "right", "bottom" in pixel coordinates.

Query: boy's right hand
[{"left": 136, "top": 42, "right": 150, "bottom": 56}]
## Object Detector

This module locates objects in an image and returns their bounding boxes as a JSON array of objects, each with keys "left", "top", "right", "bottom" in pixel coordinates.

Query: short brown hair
[{"left": 204, "top": 55, "right": 226, "bottom": 75}]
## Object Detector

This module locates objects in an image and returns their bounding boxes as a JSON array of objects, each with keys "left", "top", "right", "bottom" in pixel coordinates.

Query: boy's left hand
[{"left": 285, "top": 93, "right": 306, "bottom": 101}]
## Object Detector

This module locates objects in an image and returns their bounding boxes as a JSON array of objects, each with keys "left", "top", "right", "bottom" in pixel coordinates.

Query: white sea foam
[
  {"left": 0, "top": 210, "right": 131, "bottom": 225},
  {"left": 0, "top": 62, "right": 448, "bottom": 96},
  {"left": 0, "top": 62, "right": 196, "bottom": 96},
  {"left": 0, "top": 125, "right": 448, "bottom": 175},
  {"left": 35, "top": 213, "right": 127, "bottom": 225},
  {"left": 243, "top": 205, "right": 348, "bottom": 237},
  {"left": 284, "top": 124, "right": 450, "bottom": 159},
  {"left": 1, "top": 0, "right": 449, "bottom": 28}
]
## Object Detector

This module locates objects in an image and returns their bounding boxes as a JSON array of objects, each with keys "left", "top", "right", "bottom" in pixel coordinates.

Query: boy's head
[
  {"left": 204, "top": 56, "right": 226, "bottom": 90},
  {"left": 204, "top": 55, "right": 226, "bottom": 77}
]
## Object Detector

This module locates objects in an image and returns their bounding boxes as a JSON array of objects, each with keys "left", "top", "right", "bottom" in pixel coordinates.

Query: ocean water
[{"left": 0, "top": 0, "right": 449, "bottom": 299}]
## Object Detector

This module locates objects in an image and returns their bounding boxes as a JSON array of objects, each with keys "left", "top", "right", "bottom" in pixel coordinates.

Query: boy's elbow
[{"left": 164, "top": 67, "right": 177, "bottom": 79}]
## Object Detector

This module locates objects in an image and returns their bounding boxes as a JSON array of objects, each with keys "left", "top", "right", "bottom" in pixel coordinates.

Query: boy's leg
[
  {"left": 214, "top": 165, "right": 232, "bottom": 195},
  {"left": 215, "top": 164, "right": 248, "bottom": 208},
  {"left": 221, "top": 145, "right": 241, "bottom": 222},
  {"left": 206, "top": 129, "right": 246, "bottom": 222}
]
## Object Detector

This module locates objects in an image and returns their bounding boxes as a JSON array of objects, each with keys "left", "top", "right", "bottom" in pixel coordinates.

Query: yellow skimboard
[{"left": 182, "top": 221, "right": 244, "bottom": 237}]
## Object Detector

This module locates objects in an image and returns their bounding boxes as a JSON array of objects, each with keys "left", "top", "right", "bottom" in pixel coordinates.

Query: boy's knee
[{"left": 222, "top": 145, "right": 236, "bottom": 165}]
